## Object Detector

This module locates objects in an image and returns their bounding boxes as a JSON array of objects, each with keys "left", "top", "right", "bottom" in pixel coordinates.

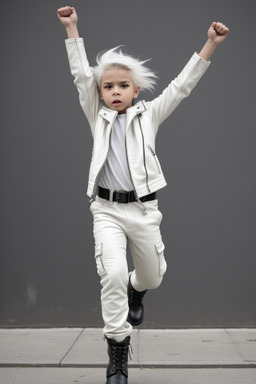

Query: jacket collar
[
  {"left": 128, "top": 100, "right": 147, "bottom": 115},
  {"left": 98, "top": 100, "right": 147, "bottom": 123}
]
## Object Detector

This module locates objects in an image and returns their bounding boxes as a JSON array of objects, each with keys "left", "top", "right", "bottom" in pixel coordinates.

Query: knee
[
  {"left": 137, "top": 259, "right": 167, "bottom": 290},
  {"left": 135, "top": 255, "right": 167, "bottom": 290}
]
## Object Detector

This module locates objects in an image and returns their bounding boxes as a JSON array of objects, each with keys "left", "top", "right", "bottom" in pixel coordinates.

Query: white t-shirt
[{"left": 98, "top": 113, "right": 134, "bottom": 191}]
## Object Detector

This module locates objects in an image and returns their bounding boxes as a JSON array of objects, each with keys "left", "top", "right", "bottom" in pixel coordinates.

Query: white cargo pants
[{"left": 90, "top": 196, "right": 167, "bottom": 341}]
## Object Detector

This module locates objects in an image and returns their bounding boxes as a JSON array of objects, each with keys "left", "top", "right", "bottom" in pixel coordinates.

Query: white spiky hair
[{"left": 91, "top": 46, "right": 157, "bottom": 92}]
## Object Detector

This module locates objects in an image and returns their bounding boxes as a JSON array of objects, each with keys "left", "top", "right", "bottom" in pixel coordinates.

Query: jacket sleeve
[
  {"left": 148, "top": 53, "right": 211, "bottom": 127},
  {"left": 65, "top": 38, "right": 100, "bottom": 131}
]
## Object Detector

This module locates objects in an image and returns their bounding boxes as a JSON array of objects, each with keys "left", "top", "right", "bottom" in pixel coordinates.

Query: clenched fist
[
  {"left": 208, "top": 22, "right": 229, "bottom": 45},
  {"left": 57, "top": 6, "right": 78, "bottom": 27}
]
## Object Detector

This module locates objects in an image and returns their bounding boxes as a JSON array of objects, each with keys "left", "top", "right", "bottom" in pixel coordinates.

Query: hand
[
  {"left": 57, "top": 6, "right": 78, "bottom": 27},
  {"left": 208, "top": 22, "right": 229, "bottom": 45}
]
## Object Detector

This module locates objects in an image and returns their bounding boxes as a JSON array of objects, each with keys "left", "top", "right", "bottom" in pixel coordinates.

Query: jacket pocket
[
  {"left": 94, "top": 243, "right": 107, "bottom": 277},
  {"left": 155, "top": 238, "right": 167, "bottom": 277},
  {"left": 147, "top": 144, "right": 162, "bottom": 175}
]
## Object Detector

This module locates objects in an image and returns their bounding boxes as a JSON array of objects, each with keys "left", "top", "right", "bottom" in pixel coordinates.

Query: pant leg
[
  {"left": 126, "top": 199, "right": 167, "bottom": 292},
  {"left": 90, "top": 197, "right": 133, "bottom": 341}
]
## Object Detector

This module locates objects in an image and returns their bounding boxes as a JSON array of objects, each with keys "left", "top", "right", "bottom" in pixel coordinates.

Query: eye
[
  {"left": 121, "top": 84, "right": 129, "bottom": 88},
  {"left": 104, "top": 85, "right": 112, "bottom": 90}
]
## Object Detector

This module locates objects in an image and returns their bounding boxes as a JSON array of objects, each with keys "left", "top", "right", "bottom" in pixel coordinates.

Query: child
[{"left": 57, "top": 6, "right": 229, "bottom": 384}]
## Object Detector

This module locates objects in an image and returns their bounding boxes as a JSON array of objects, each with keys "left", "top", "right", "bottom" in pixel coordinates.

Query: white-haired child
[{"left": 57, "top": 6, "right": 229, "bottom": 384}]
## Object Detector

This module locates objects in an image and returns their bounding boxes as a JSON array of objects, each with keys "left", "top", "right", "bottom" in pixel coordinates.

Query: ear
[{"left": 133, "top": 86, "right": 140, "bottom": 99}]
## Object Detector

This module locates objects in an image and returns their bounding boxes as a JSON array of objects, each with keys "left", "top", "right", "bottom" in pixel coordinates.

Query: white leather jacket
[{"left": 65, "top": 38, "right": 210, "bottom": 200}]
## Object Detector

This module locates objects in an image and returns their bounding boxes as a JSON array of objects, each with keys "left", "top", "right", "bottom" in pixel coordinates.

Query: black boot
[
  {"left": 127, "top": 277, "right": 147, "bottom": 326},
  {"left": 106, "top": 336, "right": 130, "bottom": 384}
]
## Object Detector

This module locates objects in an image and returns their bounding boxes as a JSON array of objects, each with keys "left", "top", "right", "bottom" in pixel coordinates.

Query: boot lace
[
  {"left": 112, "top": 342, "right": 132, "bottom": 370},
  {"left": 128, "top": 286, "right": 146, "bottom": 306}
]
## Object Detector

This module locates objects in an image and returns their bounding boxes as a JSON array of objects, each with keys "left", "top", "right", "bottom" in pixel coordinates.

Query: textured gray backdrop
[{"left": 1, "top": 0, "right": 256, "bottom": 327}]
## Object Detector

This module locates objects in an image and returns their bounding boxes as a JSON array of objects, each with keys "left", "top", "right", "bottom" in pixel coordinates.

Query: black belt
[{"left": 98, "top": 186, "right": 156, "bottom": 204}]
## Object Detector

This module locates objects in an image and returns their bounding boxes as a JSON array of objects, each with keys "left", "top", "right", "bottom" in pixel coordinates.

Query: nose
[{"left": 113, "top": 86, "right": 120, "bottom": 95}]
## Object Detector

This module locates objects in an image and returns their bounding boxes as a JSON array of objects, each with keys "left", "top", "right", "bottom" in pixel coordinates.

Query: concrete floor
[{"left": 0, "top": 328, "right": 256, "bottom": 383}]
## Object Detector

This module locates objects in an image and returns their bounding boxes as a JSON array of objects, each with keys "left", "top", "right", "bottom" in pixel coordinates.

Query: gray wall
[{"left": 1, "top": 0, "right": 256, "bottom": 328}]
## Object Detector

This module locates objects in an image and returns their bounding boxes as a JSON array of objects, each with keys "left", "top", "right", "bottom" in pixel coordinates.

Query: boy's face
[{"left": 99, "top": 68, "right": 140, "bottom": 114}]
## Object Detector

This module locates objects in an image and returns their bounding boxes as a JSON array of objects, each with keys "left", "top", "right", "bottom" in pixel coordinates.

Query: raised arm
[
  {"left": 147, "top": 21, "right": 229, "bottom": 128},
  {"left": 57, "top": 6, "right": 100, "bottom": 131},
  {"left": 57, "top": 6, "right": 79, "bottom": 38},
  {"left": 199, "top": 22, "right": 229, "bottom": 61}
]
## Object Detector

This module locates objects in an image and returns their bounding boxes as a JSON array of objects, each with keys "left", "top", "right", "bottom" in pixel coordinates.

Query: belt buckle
[{"left": 116, "top": 190, "right": 127, "bottom": 203}]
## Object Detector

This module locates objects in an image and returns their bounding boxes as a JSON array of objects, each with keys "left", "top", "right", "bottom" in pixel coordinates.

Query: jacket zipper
[
  {"left": 148, "top": 144, "right": 162, "bottom": 175},
  {"left": 138, "top": 115, "right": 151, "bottom": 194},
  {"left": 125, "top": 132, "right": 139, "bottom": 200},
  {"left": 90, "top": 119, "right": 116, "bottom": 202},
  {"left": 125, "top": 132, "right": 148, "bottom": 214}
]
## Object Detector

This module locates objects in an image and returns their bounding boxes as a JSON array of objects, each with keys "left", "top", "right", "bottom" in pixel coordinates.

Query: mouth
[{"left": 112, "top": 100, "right": 121, "bottom": 105}]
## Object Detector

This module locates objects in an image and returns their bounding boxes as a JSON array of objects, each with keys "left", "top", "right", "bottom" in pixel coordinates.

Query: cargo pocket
[
  {"left": 94, "top": 243, "right": 107, "bottom": 277},
  {"left": 155, "top": 238, "right": 167, "bottom": 277}
]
